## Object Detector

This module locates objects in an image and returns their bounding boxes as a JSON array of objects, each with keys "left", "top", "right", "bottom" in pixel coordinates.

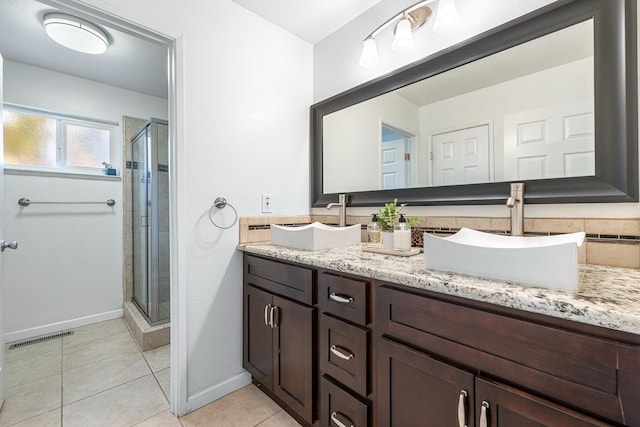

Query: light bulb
[
  {"left": 359, "top": 38, "right": 380, "bottom": 68},
  {"left": 433, "top": 0, "right": 460, "bottom": 34},
  {"left": 392, "top": 17, "right": 415, "bottom": 52}
]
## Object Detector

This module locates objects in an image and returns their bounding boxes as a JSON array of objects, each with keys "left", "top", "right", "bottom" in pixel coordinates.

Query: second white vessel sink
[
  {"left": 424, "top": 228, "right": 586, "bottom": 291},
  {"left": 271, "top": 222, "right": 361, "bottom": 251}
]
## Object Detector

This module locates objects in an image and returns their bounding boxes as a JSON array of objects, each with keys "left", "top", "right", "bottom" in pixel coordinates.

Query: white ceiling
[
  {"left": 0, "top": 0, "right": 168, "bottom": 98},
  {"left": 396, "top": 19, "right": 594, "bottom": 106},
  {"left": 229, "top": 0, "right": 384, "bottom": 44},
  {"left": 0, "top": 0, "right": 383, "bottom": 99}
]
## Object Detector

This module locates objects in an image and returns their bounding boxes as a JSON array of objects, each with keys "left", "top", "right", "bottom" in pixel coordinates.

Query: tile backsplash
[{"left": 239, "top": 215, "right": 640, "bottom": 269}]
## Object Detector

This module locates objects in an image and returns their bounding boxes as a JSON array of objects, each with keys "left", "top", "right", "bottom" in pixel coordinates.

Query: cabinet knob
[
  {"left": 458, "top": 390, "right": 468, "bottom": 427},
  {"left": 331, "top": 411, "right": 354, "bottom": 427},
  {"left": 480, "top": 401, "right": 489, "bottom": 427}
]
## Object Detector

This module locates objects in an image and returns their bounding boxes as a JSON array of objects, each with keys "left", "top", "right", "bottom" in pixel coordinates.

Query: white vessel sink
[
  {"left": 270, "top": 222, "right": 361, "bottom": 251},
  {"left": 424, "top": 228, "right": 586, "bottom": 291}
]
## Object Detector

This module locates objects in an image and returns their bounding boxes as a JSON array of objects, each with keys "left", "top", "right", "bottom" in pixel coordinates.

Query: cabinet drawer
[
  {"left": 244, "top": 254, "right": 315, "bottom": 305},
  {"left": 320, "top": 314, "right": 368, "bottom": 396},
  {"left": 321, "top": 376, "right": 369, "bottom": 427},
  {"left": 377, "top": 284, "right": 634, "bottom": 425},
  {"left": 319, "top": 272, "right": 368, "bottom": 325}
]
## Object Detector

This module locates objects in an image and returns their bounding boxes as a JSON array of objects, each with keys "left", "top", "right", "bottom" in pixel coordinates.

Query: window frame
[{"left": 3, "top": 103, "right": 119, "bottom": 176}]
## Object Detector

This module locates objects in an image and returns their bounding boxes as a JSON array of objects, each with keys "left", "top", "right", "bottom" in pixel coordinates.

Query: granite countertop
[{"left": 238, "top": 243, "right": 640, "bottom": 336}]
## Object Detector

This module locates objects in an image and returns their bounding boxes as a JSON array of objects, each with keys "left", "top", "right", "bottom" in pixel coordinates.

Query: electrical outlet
[{"left": 262, "top": 193, "right": 272, "bottom": 213}]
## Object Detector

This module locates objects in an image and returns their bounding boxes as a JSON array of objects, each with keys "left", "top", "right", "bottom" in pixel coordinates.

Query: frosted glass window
[
  {"left": 65, "top": 124, "right": 111, "bottom": 168},
  {"left": 3, "top": 110, "right": 57, "bottom": 167},
  {"left": 2, "top": 106, "right": 115, "bottom": 173}
]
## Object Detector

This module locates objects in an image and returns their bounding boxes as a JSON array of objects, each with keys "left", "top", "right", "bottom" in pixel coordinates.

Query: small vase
[{"left": 381, "top": 231, "right": 394, "bottom": 250}]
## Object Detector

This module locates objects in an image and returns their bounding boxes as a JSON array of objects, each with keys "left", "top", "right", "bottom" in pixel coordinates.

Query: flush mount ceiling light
[
  {"left": 42, "top": 13, "right": 110, "bottom": 54},
  {"left": 359, "top": 0, "right": 460, "bottom": 68}
]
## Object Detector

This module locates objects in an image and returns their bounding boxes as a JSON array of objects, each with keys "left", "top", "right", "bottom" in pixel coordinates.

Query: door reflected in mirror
[{"left": 323, "top": 19, "right": 594, "bottom": 194}]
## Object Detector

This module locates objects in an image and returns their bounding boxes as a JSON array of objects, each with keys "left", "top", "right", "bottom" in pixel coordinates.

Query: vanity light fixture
[
  {"left": 432, "top": 0, "right": 460, "bottom": 34},
  {"left": 42, "top": 13, "right": 110, "bottom": 54},
  {"left": 359, "top": 0, "right": 460, "bottom": 68}
]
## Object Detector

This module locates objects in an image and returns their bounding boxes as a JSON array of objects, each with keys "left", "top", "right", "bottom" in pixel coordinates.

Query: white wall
[
  {"left": 324, "top": 92, "right": 419, "bottom": 193},
  {"left": 313, "top": 0, "right": 640, "bottom": 219},
  {"left": 2, "top": 60, "right": 168, "bottom": 341},
  {"left": 419, "top": 57, "right": 593, "bottom": 182},
  {"left": 78, "top": 0, "right": 313, "bottom": 414}
]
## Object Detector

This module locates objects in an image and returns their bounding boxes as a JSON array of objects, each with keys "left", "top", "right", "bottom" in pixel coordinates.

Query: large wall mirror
[{"left": 311, "top": 0, "right": 638, "bottom": 207}]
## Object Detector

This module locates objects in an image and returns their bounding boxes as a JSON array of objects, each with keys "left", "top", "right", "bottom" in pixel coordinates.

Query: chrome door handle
[
  {"left": 480, "top": 401, "right": 489, "bottom": 427},
  {"left": 458, "top": 390, "right": 468, "bottom": 427},
  {"left": 0, "top": 240, "right": 18, "bottom": 252},
  {"left": 330, "top": 345, "right": 354, "bottom": 361},
  {"left": 330, "top": 411, "right": 354, "bottom": 427},
  {"left": 329, "top": 293, "right": 354, "bottom": 304}
]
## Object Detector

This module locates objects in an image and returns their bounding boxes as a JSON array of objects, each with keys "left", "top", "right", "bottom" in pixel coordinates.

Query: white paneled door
[
  {"left": 431, "top": 124, "right": 490, "bottom": 186},
  {"left": 381, "top": 138, "right": 407, "bottom": 190},
  {"left": 503, "top": 101, "right": 594, "bottom": 181}
]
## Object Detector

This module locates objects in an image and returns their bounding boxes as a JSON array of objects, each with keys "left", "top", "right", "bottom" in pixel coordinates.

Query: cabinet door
[
  {"left": 377, "top": 338, "right": 475, "bottom": 427},
  {"left": 243, "top": 285, "right": 274, "bottom": 388},
  {"left": 273, "top": 295, "right": 315, "bottom": 424},
  {"left": 475, "top": 378, "right": 613, "bottom": 427}
]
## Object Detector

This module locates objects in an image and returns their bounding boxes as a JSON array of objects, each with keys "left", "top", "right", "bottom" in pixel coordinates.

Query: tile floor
[{"left": 0, "top": 318, "right": 300, "bottom": 427}]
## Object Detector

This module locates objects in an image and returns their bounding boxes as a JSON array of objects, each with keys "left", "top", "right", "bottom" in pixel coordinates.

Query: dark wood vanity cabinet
[
  {"left": 377, "top": 336, "right": 611, "bottom": 426},
  {"left": 243, "top": 253, "right": 640, "bottom": 427},
  {"left": 376, "top": 283, "right": 640, "bottom": 427},
  {"left": 243, "top": 255, "right": 316, "bottom": 425},
  {"left": 318, "top": 272, "right": 373, "bottom": 427}
]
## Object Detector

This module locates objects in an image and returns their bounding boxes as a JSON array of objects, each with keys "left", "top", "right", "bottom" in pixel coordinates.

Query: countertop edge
[{"left": 238, "top": 243, "right": 640, "bottom": 337}]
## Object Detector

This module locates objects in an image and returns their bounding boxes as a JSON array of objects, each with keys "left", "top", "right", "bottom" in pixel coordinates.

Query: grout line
[
  {"left": 128, "top": 406, "right": 171, "bottom": 427},
  {"left": 61, "top": 373, "right": 156, "bottom": 410}
]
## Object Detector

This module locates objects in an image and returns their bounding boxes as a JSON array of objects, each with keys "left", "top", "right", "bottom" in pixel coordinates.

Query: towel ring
[{"left": 209, "top": 197, "right": 238, "bottom": 229}]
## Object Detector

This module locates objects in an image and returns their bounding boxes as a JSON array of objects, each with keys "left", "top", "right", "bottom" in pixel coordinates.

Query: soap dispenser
[
  {"left": 367, "top": 214, "right": 381, "bottom": 244},
  {"left": 394, "top": 214, "right": 411, "bottom": 251}
]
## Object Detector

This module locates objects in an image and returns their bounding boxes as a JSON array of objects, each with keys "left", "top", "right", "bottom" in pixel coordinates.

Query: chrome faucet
[
  {"left": 327, "top": 194, "right": 347, "bottom": 227},
  {"left": 506, "top": 183, "right": 524, "bottom": 236}
]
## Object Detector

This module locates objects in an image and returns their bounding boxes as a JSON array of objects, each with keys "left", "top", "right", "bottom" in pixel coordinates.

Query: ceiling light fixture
[
  {"left": 42, "top": 13, "right": 110, "bottom": 55},
  {"left": 359, "top": 0, "right": 460, "bottom": 68},
  {"left": 432, "top": 0, "right": 461, "bottom": 34}
]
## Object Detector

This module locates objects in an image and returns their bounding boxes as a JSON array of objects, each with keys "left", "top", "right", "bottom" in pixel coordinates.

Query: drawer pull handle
[
  {"left": 264, "top": 304, "right": 271, "bottom": 327},
  {"left": 331, "top": 411, "right": 354, "bottom": 427},
  {"left": 329, "top": 293, "right": 354, "bottom": 304},
  {"left": 269, "top": 306, "right": 278, "bottom": 328},
  {"left": 480, "top": 401, "right": 489, "bottom": 427},
  {"left": 330, "top": 345, "right": 354, "bottom": 361},
  {"left": 457, "top": 390, "right": 468, "bottom": 427}
]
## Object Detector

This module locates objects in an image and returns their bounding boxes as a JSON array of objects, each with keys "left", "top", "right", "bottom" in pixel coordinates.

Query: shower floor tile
[{"left": 0, "top": 318, "right": 300, "bottom": 426}]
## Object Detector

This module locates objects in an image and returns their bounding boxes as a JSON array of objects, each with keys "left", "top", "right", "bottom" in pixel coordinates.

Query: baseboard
[
  {"left": 4, "top": 309, "right": 124, "bottom": 343},
  {"left": 185, "top": 371, "right": 251, "bottom": 414}
]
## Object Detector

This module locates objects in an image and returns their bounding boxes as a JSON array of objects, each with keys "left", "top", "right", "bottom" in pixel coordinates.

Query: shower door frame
[{"left": 132, "top": 119, "right": 167, "bottom": 326}]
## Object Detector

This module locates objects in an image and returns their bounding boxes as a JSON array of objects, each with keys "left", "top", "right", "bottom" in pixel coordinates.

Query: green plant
[{"left": 377, "top": 198, "right": 419, "bottom": 231}]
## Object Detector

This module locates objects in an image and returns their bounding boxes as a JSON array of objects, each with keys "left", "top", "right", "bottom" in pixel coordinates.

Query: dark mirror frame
[{"left": 311, "top": 0, "right": 638, "bottom": 207}]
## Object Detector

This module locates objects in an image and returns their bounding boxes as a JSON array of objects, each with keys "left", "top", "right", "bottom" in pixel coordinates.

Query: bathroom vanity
[{"left": 240, "top": 243, "right": 640, "bottom": 427}]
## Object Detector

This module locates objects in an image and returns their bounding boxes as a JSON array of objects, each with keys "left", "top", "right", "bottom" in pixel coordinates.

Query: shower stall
[{"left": 131, "top": 119, "right": 170, "bottom": 325}]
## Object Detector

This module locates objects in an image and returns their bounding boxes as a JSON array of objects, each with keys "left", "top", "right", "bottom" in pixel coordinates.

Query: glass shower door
[
  {"left": 131, "top": 119, "right": 169, "bottom": 325},
  {"left": 132, "top": 127, "right": 149, "bottom": 316}
]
